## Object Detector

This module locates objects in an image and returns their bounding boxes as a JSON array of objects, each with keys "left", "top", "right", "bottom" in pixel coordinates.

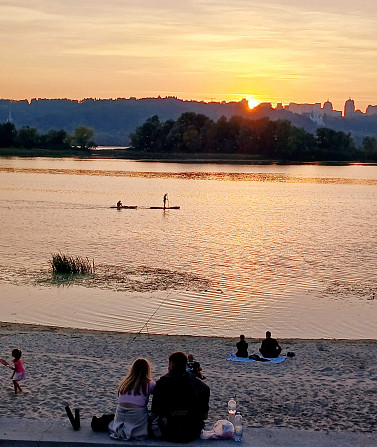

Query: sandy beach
[{"left": 0, "top": 322, "right": 376, "bottom": 433}]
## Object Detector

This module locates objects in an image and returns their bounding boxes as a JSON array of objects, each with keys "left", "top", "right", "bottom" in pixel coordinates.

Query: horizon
[
  {"left": 2, "top": 1, "right": 377, "bottom": 111},
  {"left": 1, "top": 95, "right": 374, "bottom": 115}
]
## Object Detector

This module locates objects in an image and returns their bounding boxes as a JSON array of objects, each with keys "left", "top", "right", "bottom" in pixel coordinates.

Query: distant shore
[
  {"left": 1, "top": 147, "right": 377, "bottom": 165},
  {"left": 0, "top": 322, "right": 376, "bottom": 432}
]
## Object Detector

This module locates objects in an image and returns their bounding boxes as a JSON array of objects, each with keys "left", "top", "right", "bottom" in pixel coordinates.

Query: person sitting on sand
[
  {"left": 236, "top": 334, "right": 248, "bottom": 358},
  {"left": 151, "top": 351, "right": 210, "bottom": 443},
  {"left": 108, "top": 358, "right": 155, "bottom": 441},
  {"left": 117, "top": 200, "right": 122, "bottom": 209},
  {"left": 186, "top": 354, "right": 205, "bottom": 380},
  {"left": 259, "top": 331, "right": 282, "bottom": 358}
]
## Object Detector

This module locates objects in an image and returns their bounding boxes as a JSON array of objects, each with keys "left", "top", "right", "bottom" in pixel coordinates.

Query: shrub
[{"left": 51, "top": 253, "right": 94, "bottom": 275}]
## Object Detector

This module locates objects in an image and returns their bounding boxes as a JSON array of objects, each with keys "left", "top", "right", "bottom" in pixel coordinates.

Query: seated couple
[
  {"left": 236, "top": 331, "right": 282, "bottom": 359},
  {"left": 109, "top": 352, "right": 210, "bottom": 443}
]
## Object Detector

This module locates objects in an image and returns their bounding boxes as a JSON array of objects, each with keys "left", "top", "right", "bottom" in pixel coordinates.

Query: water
[{"left": 0, "top": 158, "right": 376, "bottom": 339}]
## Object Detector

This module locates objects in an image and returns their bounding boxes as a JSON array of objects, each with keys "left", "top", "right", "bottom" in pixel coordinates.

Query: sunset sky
[{"left": 1, "top": 0, "right": 377, "bottom": 111}]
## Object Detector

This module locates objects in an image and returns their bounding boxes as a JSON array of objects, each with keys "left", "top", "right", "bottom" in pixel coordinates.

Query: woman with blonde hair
[{"left": 109, "top": 358, "right": 155, "bottom": 440}]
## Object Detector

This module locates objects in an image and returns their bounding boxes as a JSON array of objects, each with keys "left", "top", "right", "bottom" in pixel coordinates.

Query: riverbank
[
  {"left": 2, "top": 147, "right": 376, "bottom": 165},
  {"left": 0, "top": 322, "right": 375, "bottom": 433}
]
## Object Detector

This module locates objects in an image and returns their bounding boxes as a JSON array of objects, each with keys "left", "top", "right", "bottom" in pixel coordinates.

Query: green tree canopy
[
  {"left": 72, "top": 126, "right": 96, "bottom": 150},
  {"left": 129, "top": 113, "right": 364, "bottom": 162}
]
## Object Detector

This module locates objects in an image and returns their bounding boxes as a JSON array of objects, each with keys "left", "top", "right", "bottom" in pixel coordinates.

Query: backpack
[{"left": 91, "top": 413, "right": 115, "bottom": 432}]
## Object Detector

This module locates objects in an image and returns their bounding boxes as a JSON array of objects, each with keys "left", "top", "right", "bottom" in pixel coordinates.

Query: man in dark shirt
[
  {"left": 151, "top": 351, "right": 210, "bottom": 443},
  {"left": 259, "top": 331, "right": 282, "bottom": 358}
]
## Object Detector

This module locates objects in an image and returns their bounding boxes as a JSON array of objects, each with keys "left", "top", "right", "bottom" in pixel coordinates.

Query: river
[{"left": 0, "top": 157, "right": 376, "bottom": 339}]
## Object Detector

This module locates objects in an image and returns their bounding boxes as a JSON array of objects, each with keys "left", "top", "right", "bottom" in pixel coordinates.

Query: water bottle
[
  {"left": 234, "top": 412, "right": 243, "bottom": 442},
  {"left": 227, "top": 398, "right": 236, "bottom": 416},
  {"left": 227, "top": 398, "right": 236, "bottom": 425}
]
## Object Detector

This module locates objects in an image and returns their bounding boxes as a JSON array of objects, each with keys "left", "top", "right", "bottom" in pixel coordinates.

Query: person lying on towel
[{"left": 259, "top": 331, "right": 282, "bottom": 358}]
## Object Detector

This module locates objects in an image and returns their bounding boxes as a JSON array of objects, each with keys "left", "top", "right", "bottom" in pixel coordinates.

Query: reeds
[{"left": 51, "top": 253, "right": 94, "bottom": 275}]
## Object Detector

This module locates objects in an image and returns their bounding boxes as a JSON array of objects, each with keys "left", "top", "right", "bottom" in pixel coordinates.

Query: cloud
[{"left": 1, "top": 0, "right": 377, "bottom": 106}]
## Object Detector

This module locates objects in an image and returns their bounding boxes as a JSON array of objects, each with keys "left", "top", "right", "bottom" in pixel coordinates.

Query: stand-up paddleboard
[
  {"left": 110, "top": 205, "right": 138, "bottom": 209},
  {"left": 149, "top": 206, "right": 180, "bottom": 209}
]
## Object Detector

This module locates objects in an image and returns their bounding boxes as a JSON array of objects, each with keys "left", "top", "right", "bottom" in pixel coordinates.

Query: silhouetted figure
[
  {"left": 117, "top": 200, "right": 122, "bottom": 209},
  {"left": 236, "top": 334, "right": 248, "bottom": 358},
  {"left": 186, "top": 354, "right": 205, "bottom": 379},
  {"left": 259, "top": 331, "right": 282, "bottom": 358},
  {"left": 151, "top": 351, "right": 210, "bottom": 443},
  {"left": 163, "top": 193, "right": 169, "bottom": 209}
]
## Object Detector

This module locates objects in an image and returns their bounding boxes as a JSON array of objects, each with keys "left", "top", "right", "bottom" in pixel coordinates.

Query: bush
[{"left": 51, "top": 253, "right": 94, "bottom": 275}]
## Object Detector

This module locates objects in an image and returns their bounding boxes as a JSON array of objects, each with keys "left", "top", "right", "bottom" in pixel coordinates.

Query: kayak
[{"left": 110, "top": 206, "right": 137, "bottom": 209}]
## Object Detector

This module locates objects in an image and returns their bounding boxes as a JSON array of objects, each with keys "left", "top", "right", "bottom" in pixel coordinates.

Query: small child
[{"left": 11, "top": 348, "right": 25, "bottom": 394}]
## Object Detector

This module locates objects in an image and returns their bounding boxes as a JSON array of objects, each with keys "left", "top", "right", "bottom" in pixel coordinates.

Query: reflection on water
[
  {"left": 0, "top": 158, "right": 376, "bottom": 339},
  {"left": 2, "top": 165, "right": 377, "bottom": 185}
]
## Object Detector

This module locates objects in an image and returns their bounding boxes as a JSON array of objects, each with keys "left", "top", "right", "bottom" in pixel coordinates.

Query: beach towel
[
  {"left": 108, "top": 405, "right": 148, "bottom": 440},
  {"left": 226, "top": 353, "right": 286, "bottom": 364}
]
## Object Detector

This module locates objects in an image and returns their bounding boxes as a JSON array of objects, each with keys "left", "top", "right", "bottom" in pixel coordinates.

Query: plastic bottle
[
  {"left": 227, "top": 398, "right": 237, "bottom": 416},
  {"left": 227, "top": 398, "right": 236, "bottom": 425},
  {"left": 234, "top": 412, "right": 243, "bottom": 442}
]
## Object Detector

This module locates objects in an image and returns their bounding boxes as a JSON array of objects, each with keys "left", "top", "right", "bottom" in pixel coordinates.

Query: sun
[{"left": 247, "top": 98, "right": 260, "bottom": 110}]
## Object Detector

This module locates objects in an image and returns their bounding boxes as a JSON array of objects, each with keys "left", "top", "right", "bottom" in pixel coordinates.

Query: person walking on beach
[
  {"left": 108, "top": 358, "right": 156, "bottom": 440},
  {"left": 10, "top": 348, "right": 25, "bottom": 394},
  {"left": 163, "top": 193, "right": 169, "bottom": 209},
  {"left": 151, "top": 351, "right": 210, "bottom": 442},
  {"left": 259, "top": 331, "right": 282, "bottom": 358},
  {"left": 236, "top": 334, "right": 249, "bottom": 358}
]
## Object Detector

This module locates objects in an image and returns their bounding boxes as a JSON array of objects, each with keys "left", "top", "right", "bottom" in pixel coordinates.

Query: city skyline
[
  {"left": 3, "top": 95, "right": 377, "bottom": 116},
  {"left": 2, "top": 1, "right": 377, "bottom": 111}
]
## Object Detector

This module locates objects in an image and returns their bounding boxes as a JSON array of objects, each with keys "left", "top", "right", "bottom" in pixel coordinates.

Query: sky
[{"left": 1, "top": 0, "right": 377, "bottom": 111}]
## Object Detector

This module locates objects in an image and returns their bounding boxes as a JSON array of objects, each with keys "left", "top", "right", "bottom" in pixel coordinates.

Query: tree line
[
  {"left": 0, "top": 122, "right": 96, "bottom": 150},
  {"left": 130, "top": 113, "right": 377, "bottom": 161}
]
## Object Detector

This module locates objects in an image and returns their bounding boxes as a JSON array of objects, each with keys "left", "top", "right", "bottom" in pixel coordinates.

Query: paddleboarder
[{"left": 163, "top": 193, "right": 169, "bottom": 209}]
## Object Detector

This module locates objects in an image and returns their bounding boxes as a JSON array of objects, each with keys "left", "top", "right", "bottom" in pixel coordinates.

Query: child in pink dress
[{"left": 11, "top": 348, "right": 25, "bottom": 394}]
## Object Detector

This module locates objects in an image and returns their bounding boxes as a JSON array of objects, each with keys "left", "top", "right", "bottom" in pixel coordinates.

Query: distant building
[
  {"left": 283, "top": 101, "right": 341, "bottom": 118},
  {"left": 323, "top": 100, "right": 333, "bottom": 114},
  {"left": 286, "top": 102, "right": 321, "bottom": 114},
  {"left": 344, "top": 98, "right": 355, "bottom": 117},
  {"left": 310, "top": 110, "right": 325, "bottom": 126},
  {"left": 321, "top": 100, "right": 342, "bottom": 118},
  {"left": 366, "top": 105, "right": 377, "bottom": 116},
  {"left": 256, "top": 102, "right": 273, "bottom": 111}
]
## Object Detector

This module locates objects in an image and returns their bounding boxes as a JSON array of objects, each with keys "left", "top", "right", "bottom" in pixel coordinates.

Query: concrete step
[{"left": 0, "top": 418, "right": 375, "bottom": 447}]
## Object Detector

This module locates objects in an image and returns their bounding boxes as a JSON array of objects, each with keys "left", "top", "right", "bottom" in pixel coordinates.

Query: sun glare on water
[{"left": 247, "top": 98, "right": 260, "bottom": 110}]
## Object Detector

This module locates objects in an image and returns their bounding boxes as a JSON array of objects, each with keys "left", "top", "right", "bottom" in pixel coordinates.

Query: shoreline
[
  {"left": 1, "top": 320, "right": 377, "bottom": 342},
  {"left": 1, "top": 148, "right": 377, "bottom": 165},
  {"left": 0, "top": 322, "right": 376, "bottom": 432}
]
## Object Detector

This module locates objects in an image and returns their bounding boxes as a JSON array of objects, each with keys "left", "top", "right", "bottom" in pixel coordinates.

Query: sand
[{"left": 0, "top": 322, "right": 376, "bottom": 433}]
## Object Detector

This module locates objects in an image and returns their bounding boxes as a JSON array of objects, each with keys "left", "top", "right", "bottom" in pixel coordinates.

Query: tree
[
  {"left": 0, "top": 122, "right": 17, "bottom": 147},
  {"left": 361, "top": 136, "right": 377, "bottom": 160},
  {"left": 40, "top": 129, "right": 70, "bottom": 150},
  {"left": 17, "top": 126, "right": 39, "bottom": 148},
  {"left": 129, "top": 116, "right": 161, "bottom": 152},
  {"left": 316, "top": 128, "right": 356, "bottom": 160},
  {"left": 72, "top": 126, "right": 96, "bottom": 150}
]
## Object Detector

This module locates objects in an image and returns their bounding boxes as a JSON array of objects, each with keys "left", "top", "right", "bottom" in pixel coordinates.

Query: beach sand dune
[{"left": 0, "top": 323, "right": 376, "bottom": 433}]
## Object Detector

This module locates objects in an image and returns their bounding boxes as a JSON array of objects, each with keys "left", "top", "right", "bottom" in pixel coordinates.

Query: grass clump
[{"left": 51, "top": 253, "right": 94, "bottom": 275}]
